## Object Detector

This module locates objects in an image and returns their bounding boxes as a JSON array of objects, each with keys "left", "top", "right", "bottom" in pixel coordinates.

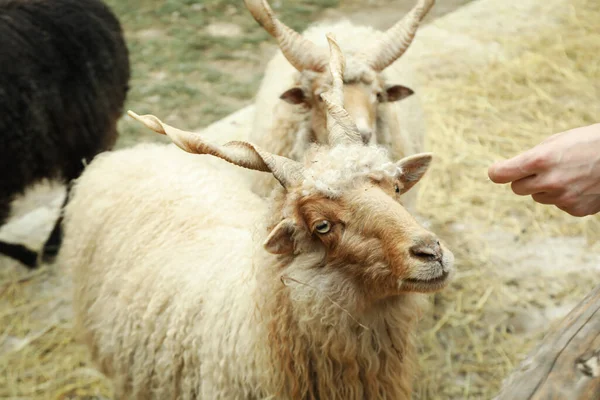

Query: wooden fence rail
[{"left": 494, "top": 284, "right": 600, "bottom": 400}]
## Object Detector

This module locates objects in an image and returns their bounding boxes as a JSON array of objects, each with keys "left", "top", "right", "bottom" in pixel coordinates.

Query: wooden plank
[{"left": 494, "top": 284, "right": 600, "bottom": 400}]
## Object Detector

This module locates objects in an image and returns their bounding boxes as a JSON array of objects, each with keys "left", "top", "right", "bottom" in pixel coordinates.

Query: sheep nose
[
  {"left": 410, "top": 237, "right": 442, "bottom": 262},
  {"left": 360, "top": 130, "right": 372, "bottom": 144}
]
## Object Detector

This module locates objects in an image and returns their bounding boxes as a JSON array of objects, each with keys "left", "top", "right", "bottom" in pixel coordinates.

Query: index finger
[{"left": 488, "top": 150, "right": 538, "bottom": 184}]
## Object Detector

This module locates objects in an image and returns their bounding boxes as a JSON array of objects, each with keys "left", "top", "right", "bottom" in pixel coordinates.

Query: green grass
[{"left": 105, "top": 0, "right": 338, "bottom": 148}]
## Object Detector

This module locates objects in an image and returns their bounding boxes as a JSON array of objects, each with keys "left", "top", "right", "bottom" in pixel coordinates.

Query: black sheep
[{"left": 0, "top": 0, "right": 130, "bottom": 268}]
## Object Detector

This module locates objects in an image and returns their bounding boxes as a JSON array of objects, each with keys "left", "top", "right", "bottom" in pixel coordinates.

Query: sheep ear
[
  {"left": 280, "top": 87, "right": 307, "bottom": 105},
  {"left": 384, "top": 85, "right": 414, "bottom": 102},
  {"left": 264, "top": 219, "right": 296, "bottom": 255},
  {"left": 395, "top": 152, "right": 432, "bottom": 194}
]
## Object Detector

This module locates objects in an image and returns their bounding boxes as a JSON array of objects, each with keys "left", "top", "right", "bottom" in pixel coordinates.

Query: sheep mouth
[{"left": 404, "top": 270, "right": 450, "bottom": 285}]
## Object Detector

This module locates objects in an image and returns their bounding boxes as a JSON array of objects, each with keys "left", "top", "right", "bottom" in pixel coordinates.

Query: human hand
[{"left": 488, "top": 123, "right": 600, "bottom": 217}]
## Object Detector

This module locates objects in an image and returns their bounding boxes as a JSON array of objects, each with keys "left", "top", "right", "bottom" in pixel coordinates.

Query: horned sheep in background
[
  {"left": 0, "top": 0, "right": 130, "bottom": 268},
  {"left": 60, "top": 35, "right": 454, "bottom": 399},
  {"left": 245, "top": 0, "right": 432, "bottom": 206}
]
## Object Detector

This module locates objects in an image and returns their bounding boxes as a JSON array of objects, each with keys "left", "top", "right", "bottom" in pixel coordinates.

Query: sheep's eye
[
  {"left": 394, "top": 184, "right": 400, "bottom": 193},
  {"left": 376, "top": 92, "right": 383, "bottom": 101},
  {"left": 315, "top": 220, "right": 331, "bottom": 234}
]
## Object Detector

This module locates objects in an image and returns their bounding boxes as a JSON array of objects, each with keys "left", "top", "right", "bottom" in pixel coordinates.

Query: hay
[
  {"left": 0, "top": 0, "right": 599, "bottom": 398},
  {"left": 0, "top": 263, "right": 111, "bottom": 399}
]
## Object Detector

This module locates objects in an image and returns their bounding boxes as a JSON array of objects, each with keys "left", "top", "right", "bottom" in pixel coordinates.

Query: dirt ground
[
  {"left": 1, "top": 0, "right": 599, "bottom": 399},
  {"left": 326, "top": 0, "right": 473, "bottom": 28}
]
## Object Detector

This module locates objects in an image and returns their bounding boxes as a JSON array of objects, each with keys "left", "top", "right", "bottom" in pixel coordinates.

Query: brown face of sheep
[
  {"left": 264, "top": 154, "right": 454, "bottom": 300},
  {"left": 280, "top": 75, "right": 414, "bottom": 146}
]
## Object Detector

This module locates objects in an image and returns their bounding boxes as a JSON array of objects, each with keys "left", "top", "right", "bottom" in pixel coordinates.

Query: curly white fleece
[{"left": 299, "top": 144, "right": 401, "bottom": 197}]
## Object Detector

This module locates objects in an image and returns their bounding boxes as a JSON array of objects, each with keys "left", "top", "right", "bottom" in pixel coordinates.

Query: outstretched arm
[{"left": 488, "top": 123, "right": 600, "bottom": 217}]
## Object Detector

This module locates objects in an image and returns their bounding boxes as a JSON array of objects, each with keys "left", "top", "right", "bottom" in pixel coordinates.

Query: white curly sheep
[{"left": 60, "top": 35, "right": 453, "bottom": 400}]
